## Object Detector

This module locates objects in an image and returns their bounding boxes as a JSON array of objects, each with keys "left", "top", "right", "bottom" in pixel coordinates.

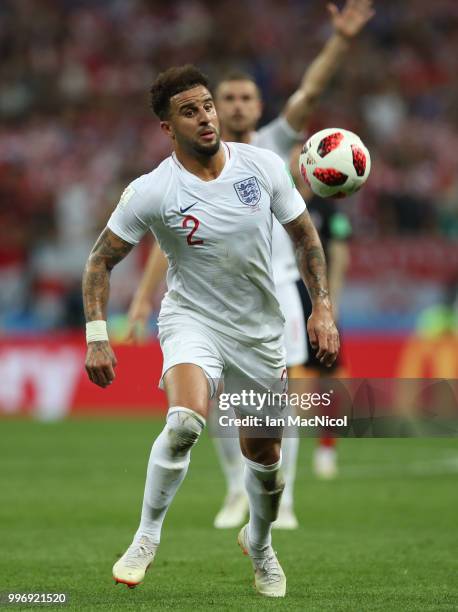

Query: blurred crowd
[{"left": 0, "top": 0, "right": 457, "bottom": 330}]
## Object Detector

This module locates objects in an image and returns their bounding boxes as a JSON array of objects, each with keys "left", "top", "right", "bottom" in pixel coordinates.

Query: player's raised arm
[
  {"left": 126, "top": 241, "right": 168, "bottom": 343},
  {"left": 83, "top": 227, "right": 134, "bottom": 388},
  {"left": 283, "top": 0, "right": 375, "bottom": 132},
  {"left": 284, "top": 210, "right": 340, "bottom": 367}
]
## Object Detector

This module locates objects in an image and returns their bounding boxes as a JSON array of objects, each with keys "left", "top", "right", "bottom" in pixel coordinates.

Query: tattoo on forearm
[
  {"left": 286, "top": 212, "right": 330, "bottom": 302},
  {"left": 82, "top": 228, "right": 133, "bottom": 321},
  {"left": 304, "top": 245, "right": 329, "bottom": 299}
]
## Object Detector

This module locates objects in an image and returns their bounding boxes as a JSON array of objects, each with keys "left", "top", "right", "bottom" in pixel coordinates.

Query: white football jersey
[
  {"left": 108, "top": 142, "right": 306, "bottom": 344},
  {"left": 252, "top": 116, "right": 304, "bottom": 286}
]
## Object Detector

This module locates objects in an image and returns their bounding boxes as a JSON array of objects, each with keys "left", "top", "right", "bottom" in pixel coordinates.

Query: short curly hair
[{"left": 150, "top": 65, "right": 210, "bottom": 120}]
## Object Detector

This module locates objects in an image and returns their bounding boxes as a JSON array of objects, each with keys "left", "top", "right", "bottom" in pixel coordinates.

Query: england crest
[{"left": 233, "top": 177, "right": 261, "bottom": 207}]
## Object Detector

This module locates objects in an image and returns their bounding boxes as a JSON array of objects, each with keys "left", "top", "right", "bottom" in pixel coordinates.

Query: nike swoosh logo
[{"left": 179, "top": 202, "right": 198, "bottom": 213}]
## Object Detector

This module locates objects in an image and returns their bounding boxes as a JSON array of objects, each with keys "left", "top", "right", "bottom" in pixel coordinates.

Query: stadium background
[{"left": 0, "top": 2, "right": 457, "bottom": 610}]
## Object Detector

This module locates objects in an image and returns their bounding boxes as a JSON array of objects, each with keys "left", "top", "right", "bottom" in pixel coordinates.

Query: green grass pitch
[{"left": 0, "top": 418, "right": 457, "bottom": 611}]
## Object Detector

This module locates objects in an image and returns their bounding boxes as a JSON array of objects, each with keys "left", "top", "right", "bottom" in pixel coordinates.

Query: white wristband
[{"left": 86, "top": 320, "right": 109, "bottom": 344}]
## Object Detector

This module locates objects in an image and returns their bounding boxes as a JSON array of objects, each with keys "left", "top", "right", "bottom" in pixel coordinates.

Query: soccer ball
[{"left": 299, "top": 128, "right": 371, "bottom": 198}]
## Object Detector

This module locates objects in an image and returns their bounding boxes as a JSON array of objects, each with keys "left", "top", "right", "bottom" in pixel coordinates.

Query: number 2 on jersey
[{"left": 182, "top": 215, "right": 204, "bottom": 246}]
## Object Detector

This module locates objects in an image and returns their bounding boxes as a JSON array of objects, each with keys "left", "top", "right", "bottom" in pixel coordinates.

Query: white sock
[
  {"left": 213, "top": 436, "right": 245, "bottom": 496},
  {"left": 280, "top": 434, "right": 298, "bottom": 508},
  {"left": 244, "top": 455, "right": 284, "bottom": 553},
  {"left": 210, "top": 406, "right": 245, "bottom": 495},
  {"left": 134, "top": 407, "right": 204, "bottom": 545}
]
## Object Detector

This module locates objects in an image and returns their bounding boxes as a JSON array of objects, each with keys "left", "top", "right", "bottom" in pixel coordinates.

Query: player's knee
[
  {"left": 246, "top": 443, "right": 281, "bottom": 466},
  {"left": 166, "top": 407, "right": 205, "bottom": 456}
]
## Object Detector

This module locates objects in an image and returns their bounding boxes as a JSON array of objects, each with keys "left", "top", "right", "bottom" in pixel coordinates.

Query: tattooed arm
[
  {"left": 284, "top": 210, "right": 340, "bottom": 367},
  {"left": 82, "top": 227, "right": 134, "bottom": 387}
]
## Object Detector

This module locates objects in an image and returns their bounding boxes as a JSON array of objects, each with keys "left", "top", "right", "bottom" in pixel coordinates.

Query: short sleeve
[
  {"left": 107, "top": 183, "right": 151, "bottom": 245},
  {"left": 255, "top": 116, "right": 303, "bottom": 161},
  {"left": 268, "top": 153, "right": 306, "bottom": 225}
]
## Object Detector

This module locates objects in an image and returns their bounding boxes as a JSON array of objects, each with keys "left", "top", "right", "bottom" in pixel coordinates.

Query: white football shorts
[
  {"left": 275, "top": 281, "right": 307, "bottom": 367},
  {"left": 158, "top": 313, "right": 287, "bottom": 416}
]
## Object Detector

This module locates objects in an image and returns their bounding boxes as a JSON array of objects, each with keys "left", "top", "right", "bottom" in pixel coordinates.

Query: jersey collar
[{"left": 171, "top": 141, "right": 234, "bottom": 183}]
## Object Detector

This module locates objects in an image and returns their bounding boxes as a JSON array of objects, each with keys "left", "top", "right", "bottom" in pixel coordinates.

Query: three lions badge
[{"left": 233, "top": 177, "right": 261, "bottom": 207}]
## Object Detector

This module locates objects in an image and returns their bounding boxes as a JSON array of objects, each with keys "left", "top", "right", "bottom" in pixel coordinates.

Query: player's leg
[
  {"left": 113, "top": 364, "right": 209, "bottom": 587},
  {"left": 212, "top": 280, "right": 306, "bottom": 530},
  {"left": 212, "top": 419, "right": 248, "bottom": 528},
  {"left": 240, "top": 435, "right": 283, "bottom": 549},
  {"left": 275, "top": 433, "right": 299, "bottom": 528},
  {"left": 237, "top": 435, "right": 286, "bottom": 597},
  {"left": 114, "top": 321, "right": 221, "bottom": 587},
  {"left": 134, "top": 364, "right": 209, "bottom": 543},
  {"left": 222, "top": 333, "right": 288, "bottom": 596}
]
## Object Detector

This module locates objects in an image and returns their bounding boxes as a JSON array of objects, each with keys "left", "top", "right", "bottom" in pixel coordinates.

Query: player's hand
[
  {"left": 125, "top": 299, "right": 152, "bottom": 344},
  {"left": 85, "top": 341, "right": 117, "bottom": 388},
  {"left": 307, "top": 304, "right": 340, "bottom": 367},
  {"left": 327, "top": 0, "right": 375, "bottom": 39}
]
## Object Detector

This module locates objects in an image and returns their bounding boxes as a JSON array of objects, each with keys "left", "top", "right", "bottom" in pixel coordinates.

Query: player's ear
[{"left": 160, "top": 121, "right": 174, "bottom": 140}]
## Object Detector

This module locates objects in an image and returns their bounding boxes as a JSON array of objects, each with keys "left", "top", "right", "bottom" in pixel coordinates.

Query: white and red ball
[{"left": 299, "top": 128, "right": 371, "bottom": 198}]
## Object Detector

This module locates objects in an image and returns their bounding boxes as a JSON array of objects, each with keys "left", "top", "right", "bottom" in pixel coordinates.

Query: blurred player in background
[
  {"left": 126, "top": 0, "right": 374, "bottom": 529},
  {"left": 290, "top": 144, "right": 351, "bottom": 479},
  {"left": 83, "top": 66, "right": 339, "bottom": 597}
]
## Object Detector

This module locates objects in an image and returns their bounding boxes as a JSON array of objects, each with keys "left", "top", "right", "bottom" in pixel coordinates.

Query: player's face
[
  {"left": 215, "top": 80, "right": 262, "bottom": 136},
  {"left": 162, "top": 86, "right": 221, "bottom": 157}
]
